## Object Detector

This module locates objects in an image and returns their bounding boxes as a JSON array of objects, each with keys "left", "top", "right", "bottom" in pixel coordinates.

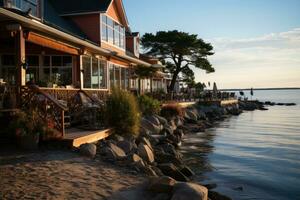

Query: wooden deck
[{"left": 63, "top": 128, "right": 112, "bottom": 147}]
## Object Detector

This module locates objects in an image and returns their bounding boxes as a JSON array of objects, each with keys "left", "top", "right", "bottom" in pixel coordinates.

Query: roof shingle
[{"left": 49, "top": 0, "right": 112, "bottom": 15}]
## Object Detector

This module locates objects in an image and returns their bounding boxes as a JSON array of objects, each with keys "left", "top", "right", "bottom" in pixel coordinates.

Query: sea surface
[{"left": 181, "top": 89, "right": 300, "bottom": 200}]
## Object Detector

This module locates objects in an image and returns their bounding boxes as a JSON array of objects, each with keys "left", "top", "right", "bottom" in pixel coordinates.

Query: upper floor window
[
  {"left": 101, "top": 15, "right": 126, "bottom": 50},
  {"left": 4, "top": 0, "right": 40, "bottom": 18}
]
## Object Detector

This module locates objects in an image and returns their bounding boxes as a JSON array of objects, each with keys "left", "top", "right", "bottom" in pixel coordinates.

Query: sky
[{"left": 123, "top": 0, "right": 300, "bottom": 89}]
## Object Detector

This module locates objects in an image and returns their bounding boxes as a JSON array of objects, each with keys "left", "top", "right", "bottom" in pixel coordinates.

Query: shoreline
[{"left": 0, "top": 100, "right": 296, "bottom": 200}]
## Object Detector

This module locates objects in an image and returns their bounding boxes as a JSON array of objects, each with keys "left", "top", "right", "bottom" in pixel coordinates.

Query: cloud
[{"left": 195, "top": 28, "right": 300, "bottom": 89}]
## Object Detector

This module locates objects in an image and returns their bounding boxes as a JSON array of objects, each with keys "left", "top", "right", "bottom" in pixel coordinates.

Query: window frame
[{"left": 100, "top": 14, "right": 126, "bottom": 51}]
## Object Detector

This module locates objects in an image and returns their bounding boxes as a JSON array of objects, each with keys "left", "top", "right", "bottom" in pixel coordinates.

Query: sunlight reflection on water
[{"left": 181, "top": 90, "right": 300, "bottom": 200}]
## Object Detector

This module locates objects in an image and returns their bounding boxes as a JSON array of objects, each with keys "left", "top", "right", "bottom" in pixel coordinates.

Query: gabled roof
[
  {"left": 50, "top": 0, "right": 130, "bottom": 31},
  {"left": 44, "top": 0, "right": 88, "bottom": 40},
  {"left": 49, "top": 0, "right": 112, "bottom": 15}
]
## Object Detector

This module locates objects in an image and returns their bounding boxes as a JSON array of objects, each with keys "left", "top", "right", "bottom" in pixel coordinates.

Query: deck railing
[{"left": 21, "top": 85, "right": 68, "bottom": 136}]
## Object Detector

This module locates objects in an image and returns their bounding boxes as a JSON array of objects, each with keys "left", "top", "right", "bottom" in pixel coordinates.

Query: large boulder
[
  {"left": 147, "top": 176, "right": 177, "bottom": 193},
  {"left": 103, "top": 142, "right": 126, "bottom": 160},
  {"left": 155, "top": 152, "right": 184, "bottom": 168},
  {"left": 117, "top": 140, "right": 136, "bottom": 154},
  {"left": 174, "top": 117, "right": 184, "bottom": 127},
  {"left": 138, "top": 143, "right": 155, "bottom": 163},
  {"left": 184, "top": 109, "right": 199, "bottom": 123},
  {"left": 140, "top": 118, "right": 162, "bottom": 135},
  {"left": 154, "top": 114, "right": 168, "bottom": 126},
  {"left": 145, "top": 115, "right": 161, "bottom": 127},
  {"left": 79, "top": 143, "right": 97, "bottom": 158},
  {"left": 158, "top": 163, "right": 189, "bottom": 182},
  {"left": 180, "top": 166, "right": 195, "bottom": 177},
  {"left": 171, "top": 182, "right": 208, "bottom": 200},
  {"left": 139, "top": 137, "right": 153, "bottom": 151}
]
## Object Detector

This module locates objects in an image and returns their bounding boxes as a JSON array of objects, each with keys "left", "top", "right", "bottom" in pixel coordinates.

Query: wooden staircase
[{"left": 20, "top": 85, "right": 111, "bottom": 147}]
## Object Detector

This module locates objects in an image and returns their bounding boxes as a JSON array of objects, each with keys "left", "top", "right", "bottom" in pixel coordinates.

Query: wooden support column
[
  {"left": 79, "top": 55, "right": 84, "bottom": 90},
  {"left": 15, "top": 28, "right": 26, "bottom": 106}
]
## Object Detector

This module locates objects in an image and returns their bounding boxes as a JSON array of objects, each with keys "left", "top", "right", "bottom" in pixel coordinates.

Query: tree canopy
[{"left": 141, "top": 30, "right": 215, "bottom": 92}]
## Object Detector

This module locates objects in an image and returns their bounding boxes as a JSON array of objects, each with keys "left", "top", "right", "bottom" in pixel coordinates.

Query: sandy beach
[{"left": 0, "top": 150, "right": 145, "bottom": 200}]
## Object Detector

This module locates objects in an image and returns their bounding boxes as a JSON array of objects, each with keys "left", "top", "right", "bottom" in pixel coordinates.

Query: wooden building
[{"left": 0, "top": 0, "right": 171, "bottom": 143}]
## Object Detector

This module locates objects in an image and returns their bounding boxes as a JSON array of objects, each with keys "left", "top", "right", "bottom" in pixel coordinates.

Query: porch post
[
  {"left": 15, "top": 28, "right": 26, "bottom": 106},
  {"left": 79, "top": 55, "right": 83, "bottom": 90}
]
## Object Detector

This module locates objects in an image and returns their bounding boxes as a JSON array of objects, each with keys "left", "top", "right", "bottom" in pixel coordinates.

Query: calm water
[{"left": 181, "top": 89, "right": 300, "bottom": 200}]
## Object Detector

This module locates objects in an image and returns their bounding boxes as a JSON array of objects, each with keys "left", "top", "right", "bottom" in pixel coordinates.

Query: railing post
[{"left": 61, "top": 110, "right": 65, "bottom": 137}]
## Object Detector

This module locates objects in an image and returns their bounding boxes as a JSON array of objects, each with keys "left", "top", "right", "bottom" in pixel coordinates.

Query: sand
[{"left": 0, "top": 150, "right": 145, "bottom": 200}]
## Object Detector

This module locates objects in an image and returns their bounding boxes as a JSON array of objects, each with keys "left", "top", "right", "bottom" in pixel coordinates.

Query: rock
[
  {"left": 174, "top": 129, "right": 184, "bottom": 138},
  {"left": 147, "top": 176, "right": 177, "bottom": 193},
  {"left": 141, "top": 118, "right": 162, "bottom": 135},
  {"left": 203, "top": 183, "right": 217, "bottom": 190},
  {"left": 79, "top": 143, "right": 97, "bottom": 158},
  {"left": 138, "top": 143, "right": 155, "bottom": 163},
  {"left": 166, "top": 134, "right": 181, "bottom": 147},
  {"left": 143, "top": 165, "right": 158, "bottom": 176},
  {"left": 184, "top": 109, "right": 199, "bottom": 123},
  {"left": 146, "top": 115, "right": 161, "bottom": 127},
  {"left": 107, "top": 142, "right": 126, "bottom": 159},
  {"left": 155, "top": 152, "right": 183, "bottom": 168},
  {"left": 139, "top": 137, "right": 153, "bottom": 151},
  {"left": 117, "top": 140, "right": 136, "bottom": 154},
  {"left": 180, "top": 166, "right": 195, "bottom": 177},
  {"left": 171, "top": 182, "right": 208, "bottom": 200},
  {"left": 128, "top": 153, "right": 143, "bottom": 163},
  {"left": 174, "top": 117, "right": 184, "bottom": 127},
  {"left": 154, "top": 114, "right": 168, "bottom": 125},
  {"left": 158, "top": 163, "right": 189, "bottom": 182},
  {"left": 208, "top": 191, "right": 232, "bottom": 200},
  {"left": 162, "top": 125, "right": 174, "bottom": 135},
  {"left": 285, "top": 103, "right": 296, "bottom": 106},
  {"left": 152, "top": 193, "right": 171, "bottom": 200}
]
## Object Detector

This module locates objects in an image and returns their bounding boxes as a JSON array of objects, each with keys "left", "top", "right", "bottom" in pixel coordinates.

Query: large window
[
  {"left": 101, "top": 15, "right": 126, "bottom": 50},
  {"left": 5, "top": 0, "right": 40, "bottom": 18},
  {"left": 0, "top": 55, "right": 16, "bottom": 85},
  {"left": 109, "top": 63, "right": 130, "bottom": 90},
  {"left": 83, "top": 56, "right": 107, "bottom": 89},
  {"left": 26, "top": 55, "right": 39, "bottom": 83},
  {"left": 41, "top": 56, "right": 72, "bottom": 87}
]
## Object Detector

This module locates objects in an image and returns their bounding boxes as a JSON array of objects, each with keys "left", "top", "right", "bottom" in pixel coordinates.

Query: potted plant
[{"left": 11, "top": 109, "right": 45, "bottom": 150}]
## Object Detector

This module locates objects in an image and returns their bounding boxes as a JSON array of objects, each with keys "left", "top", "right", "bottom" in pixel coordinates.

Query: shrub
[
  {"left": 160, "top": 103, "right": 184, "bottom": 120},
  {"left": 138, "top": 95, "right": 161, "bottom": 115},
  {"left": 10, "top": 109, "right": 45, "bottom": 137},
  {"left": 106, "top": 88, "right": 140, "bottom": 137}
]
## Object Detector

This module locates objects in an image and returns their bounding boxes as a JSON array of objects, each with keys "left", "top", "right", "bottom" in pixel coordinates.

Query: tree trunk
[{"left": 169, "top": 70, "right": 180, "bottom": 94}]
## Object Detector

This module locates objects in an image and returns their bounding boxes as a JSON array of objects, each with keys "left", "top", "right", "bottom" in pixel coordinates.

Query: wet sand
[{"left": 0, "top": 150, "right": 145, "bottom": 200}]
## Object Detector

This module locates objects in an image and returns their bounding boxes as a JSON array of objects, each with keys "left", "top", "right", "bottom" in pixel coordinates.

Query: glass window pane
[
  {"left": 108, "top": 27, "right": 114, "bottom": 44},
  {"left": 52, "top": 56, "right": 62, "bottom": 66},
  {"left": 100, "top": 60, "right": 107, "bottom": 89},
  {"left": 83, "top": 56, "right": 91, "bottom": 88},
  {"left": 101, "top": 15, "right": 107, "bottom": 24},
  {"left": 2, "top": 55, "right": 15, "bottom": 66},
  {"left": 107, "top": 17, "right": 114, "bottom": 27},
  {"left": 26, "top": 55, "right": 39, "bottom": 66},
  {"left": 115, "top": 65, "right": 120, "bottom": 88},
  {"left": 109, "top": 64, "right": 114, "bottom": 89},
  {"left": 62, "top": 56, "right": 72, "bottom": 67},
  {"left": 43, "top": 56, "right": 50, "bottom": 66},
  {"left": 101, "top": 23, "right": 107, "bottom": 41},
  {"left": 92, "top": 58, "right": 99, "bottom": 89},
  {"left": 121, "top": 68, "right": 126, "bottom": 90}
]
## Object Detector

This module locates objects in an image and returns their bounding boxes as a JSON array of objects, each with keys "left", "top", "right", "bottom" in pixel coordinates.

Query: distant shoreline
[{"left": 220, "top": 87, "right": 300, "bottom": 91}]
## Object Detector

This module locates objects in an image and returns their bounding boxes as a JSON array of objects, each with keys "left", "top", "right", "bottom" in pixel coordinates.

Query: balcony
[{"left": 3, "top": 0, "right": 40, "bottom": 18}]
